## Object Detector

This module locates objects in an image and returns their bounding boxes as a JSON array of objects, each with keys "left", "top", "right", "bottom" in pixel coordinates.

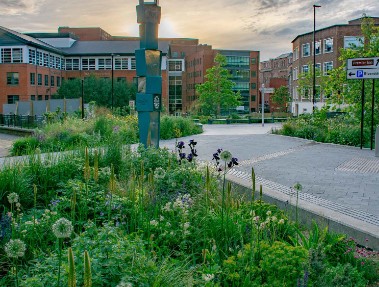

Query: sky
[{"left": 0, "top": 0, "right": 378, "bottom": 61}]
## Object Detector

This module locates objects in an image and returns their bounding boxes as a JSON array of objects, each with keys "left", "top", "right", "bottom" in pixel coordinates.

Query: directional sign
[{"left": 347, "top": 57, "right": 379, "bottom": 79}]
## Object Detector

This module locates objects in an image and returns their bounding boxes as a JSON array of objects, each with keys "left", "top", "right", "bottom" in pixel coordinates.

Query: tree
[
  {"left": 196, "top": 54, "right": 241, "bottom": 117},
  {"left": 54, "top": 74, "right": 137, "bottom": 109},
  {"left": 271, "top": 86, "right": 291, "bottom": 112},
  {"left": 324, "top": 15, "right": 379, "bottom": 124}
]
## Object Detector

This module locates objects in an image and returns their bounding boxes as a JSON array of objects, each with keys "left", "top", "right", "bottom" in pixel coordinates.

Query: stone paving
[
  {"left": 0, "top": 133, "right": 20, "bottom": 158},
  {"left": 159, "top": 124, "right": 379, "bottom": 223}
]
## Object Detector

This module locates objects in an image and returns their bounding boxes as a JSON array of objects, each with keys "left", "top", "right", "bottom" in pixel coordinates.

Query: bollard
[{"left": 376, "top": 126, "right": 379, "bottom": 157}]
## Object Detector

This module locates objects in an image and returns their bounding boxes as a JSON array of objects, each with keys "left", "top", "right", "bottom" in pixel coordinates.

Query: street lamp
[
  {"left": 313, "top": 4, "right": 321, "bottom": 112},
  {"left": 261, "top": 84, "right": 265, "bottom": 127}
]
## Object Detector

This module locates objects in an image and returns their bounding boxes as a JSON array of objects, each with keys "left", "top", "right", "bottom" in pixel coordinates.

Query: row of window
[
  {"left": 292, "top": 61, "right": 333, "bottom": 80},
  {"left": 186, "top": 58, "right": 201, "bottom": 68},
  {"left": 1, "top": 48, "right": 23, "bottom": 63},
  {"left": 292, "top": 86, "right": 332, "bottom": 101},
  {"left": 6, "top": 95, "right": 51, "bottom": 104},
  {"left": 293, "top": 38, "right": 334, "bottom": 60},
  {"left": 29, "top": 73, "right": 61, "bottom": 87},
  {"left": 226, "top": 56, "right": 250, "bottom": 67},
  {"left": 65, "top": 57, "right": 136, "bottom": 71},
  {"left": 187, "top": 70, "right": 202, "bottom": 78},
  {"left": 28, "top": 49, "right": 64, "bottom": 69}
]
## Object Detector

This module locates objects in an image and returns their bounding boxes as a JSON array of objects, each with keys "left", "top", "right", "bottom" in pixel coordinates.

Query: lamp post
[
  {"left": 313, "top": 4, "right": 321, "bottom": 112},
  {"left": 111, "top": 54, "right": 114, "bottom": 110},
  {"left": 261, "top": 84, "right": 265, "bottom": 127}
]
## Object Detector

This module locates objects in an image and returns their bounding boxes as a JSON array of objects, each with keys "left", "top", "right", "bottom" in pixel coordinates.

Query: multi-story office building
[
  {"left": 0, "top": 25, "right": 259, "bottom": 115},
  {"left": 291, "top": 16, "right": 379, "bottom": 115}
]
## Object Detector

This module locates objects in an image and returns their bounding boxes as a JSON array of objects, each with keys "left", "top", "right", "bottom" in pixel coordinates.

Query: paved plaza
[
  {"left": 1, "top": 124, "right": 379, "bottom": 247},
  {"left": 0, "top": 133, "right": 19, "bottom": 158}
]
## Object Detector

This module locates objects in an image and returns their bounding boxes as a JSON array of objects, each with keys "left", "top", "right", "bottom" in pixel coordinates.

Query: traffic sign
[{"left": 347, "top": 57, "right": 379, "bottom": 79}]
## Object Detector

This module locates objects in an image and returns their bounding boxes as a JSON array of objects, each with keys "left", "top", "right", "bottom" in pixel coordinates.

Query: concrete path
[
  {"left": 0, "top": 133, "right": 20, "bottom": 158},
  {"left": 160, "top": 124, "right": 379, "bottom": 248}
]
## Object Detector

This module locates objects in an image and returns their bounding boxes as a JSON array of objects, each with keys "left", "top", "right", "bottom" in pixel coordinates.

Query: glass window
[
  {"left": 302, "top": 43, "right": 310, "bottom": 57},
  {"left": 251, "top": 58, "right": 257, "bottom": 65},
  {"left": 114, "top": 57, "right": 129, "bottom": 70},
  {"left": 82, "top": 58, "right": 96, "bottom": 70},
  {"left": 168, "top": 60, "right": 183, "bottom": 71},
  {"left": 31, "top": 95, "right": 35, "bottom": 101},
  {"left": 30, "top": 73, "right": 35, "bottom": 85},
  {"left": 7, "top": 95, "right": 19, "bottom": 104},
  {"left": 65, "top": 58, "right": 80, "bottom": 70},
  {"left": 251, "top": 71, "right": 257, "bottom": 78},
  {"left": 302, "top": 65, "right": 309, "bottom": 74},
  {"left": 130, "top": 57, "right": 136, "bottom": 70},
  {"left": 44, "top": 75, "right": 49, "bottom": 86},
  {"left": 51, "top": 76, "right": 55, "bottom": 87},
  {"left": 323, "top": 61, "right": 333, "bottom": 75},
  {"left": 43, "top": 52, "right": 49, "bottom": 67},
  {"left": 7, "top": 72, "right": 19, "bottom": 85},
  {"left": 98, "top": 58, "right": 112, "bottom": 70},
  {"left": 324, "top": 38, "right": 333, "bottom": 53},
  {"left": 45, "top": 95, "right": 49, "bottom": 101},
  {"left": 1, "top": 48, "right": 12, "bottom": 63},
  {"left": 251, "top": 83, "right": 257, "bottom": 89},
  {"left": 38, "top": 95, "right": 42, "bottom": 101},
  {"left": 37, "top": 51, "right": 43, "bottom": 66},
  {"left": 57, "top": 77, "right": 61, "bottom": 87},
  {"left": 314, "top": 41, "right": 321, "bottom": 55},
  {"left": 38, "top": 74, "right": 42, "bottom": 86},
  {"left": 12, "top": 48, "right": 23, "bottom": 63},
  {"left": 315, "top": 63, "right": 321, "bottom": 76},
  {"left": 29, "top": 49, "right": 36, "bottom": 64},
  {"left": 225, "top": 56, "right": 249, "bottom": 67}
]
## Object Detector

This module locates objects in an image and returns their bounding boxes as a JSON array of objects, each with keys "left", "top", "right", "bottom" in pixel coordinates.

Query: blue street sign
[{"left": 357, "top": 70, "right": 364, "bottom": 78}]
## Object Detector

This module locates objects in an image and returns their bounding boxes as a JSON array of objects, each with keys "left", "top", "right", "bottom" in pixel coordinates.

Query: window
[
  {"left": 225, "top": 56, "right": 249, "bottom": 67},
  {"left": 251, "top": 83, "right": 257, "bottom": 89},
  {"left": 57, "top": 77, "right": 61, "bottom": 87},
  {"left": 314, "top": 40, "right": 321, "bottom": 55},
  {"left": 251, "top": 95, "right": 256, "bottom": 101},
  {"left": 1, "top": 48, "right": 11, "bottom": 63},
  {"left": 293, "top": 67, "right": 298, "bottom": 80},
  {"left": 130, "top": 57, "right": 136, "bottom": 70},
  {"left": 44, "top": 75, "right": 49, "bottom": 86},
  {"left": 301, "top": 87, "right": 310, "bottom": 100},
  {"left": 82, "top": 58, "right": 96, "bottom": 70},
  {"left": 98, "top": 58, "right": 112, "bottom": 70},
  {"left": 293, "top": 47, "right": 299, "bottom": 60},
  {"left": 7, "top": 95, "right": 19, "bottom": 104},
  {"left": 323, "top": 61, "right": 333, "bottom": 75},
  {"left": 31, "top": 95, "right": 35, "bottom": 101},
  {"left": 344, "top": 36, "right": 364, "bottom": 49},
  {"left": 168, "top": 60, "right": 183, "bottom": 71},
  {"left": 114, "top": 58, "right": 129, "bottom": 70},
  {"left": 37, "top": 51, "right": 43, "bottom": 66},
  {"left": 43, "top": 52, "right": 49, "bottom": 67},
  {"left": 251, "top": 71, "right": 257, "bottom": 78},
  {"left": 302, "top": 65, "right": 309, "bottom": 74},
  {"left": 251, "top": 58, "right": 257, "bottom": 65},
  {"left": 38, "top": 95, "right": 42, "bottom": 101},
  {"left": 30, "top": 73, "right": 35, "bottom": 85},
  {"left": 38, "top": 74, "right": 42, "bottom": 86},
  {"left": 302, "top": 43, "right": 310, "bottom": 57},
  {"left": 324, "top": 38, "right": 333, "bottom": 53},
  {"left": 7, "top": 72, "right": 19, "bottom": 85},
  {"left": 29, "top": 49, "right": 36, "bottom": 64},
  {"left": 315, "top": 63, "right": 321, "bottom": 76},
  {"left": 45, "top": 95, "right": 49, "bottom": 101},
  {"left": 0, "top": 48, "right": 22, "bottom": 63},
  {"left": 51, "top": 76, "right": 55, "bottom": 86},
  {"left": 12, "top": 48, "right": 22, "bottom": 63},
  {"left": 65, "top": 58, "right": 80, "bottom": 70}
]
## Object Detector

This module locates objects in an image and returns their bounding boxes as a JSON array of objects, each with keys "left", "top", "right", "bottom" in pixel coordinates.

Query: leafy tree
[
  {"left": 54, "top": 74, "right": 136, "bottom": 109},
  {"left": 196, "top": 54, "right": 241, "bottom": 117},
  {"left": 271, "top": 86, "right": 291, "bottom": 112},
  {"left": 324, "top": 16, "right": 379, "bottom": 124}
]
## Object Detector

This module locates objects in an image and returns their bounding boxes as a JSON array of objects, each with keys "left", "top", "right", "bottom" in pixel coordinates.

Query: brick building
[
  {"left": 259, "top": 52, "right": 292, "bottom": 112},
  {"left": 291, "top": 16, "right": 379, "bottom": 115},
  {"left": 0, "top": 25, "right": 260, "bottom": 115}
]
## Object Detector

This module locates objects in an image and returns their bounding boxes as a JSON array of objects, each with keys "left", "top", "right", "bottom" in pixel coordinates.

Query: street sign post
[
  {"left": 347, "top": 57, "right": 377, "bottom": 150},
  {"left": 347, "top": 57, "right": 379, "bottom": 79}
]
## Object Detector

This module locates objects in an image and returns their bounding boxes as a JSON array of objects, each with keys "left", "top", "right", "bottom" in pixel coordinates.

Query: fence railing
[{"left": 0, "top": 114, "right": 44, "bottom": 129}]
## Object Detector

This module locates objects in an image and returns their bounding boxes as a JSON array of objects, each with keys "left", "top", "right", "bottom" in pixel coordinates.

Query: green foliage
[
  {"left": 10, "top": 136, "right": 39, "bottom": 156},
  {"left": 160, "top": 116, "right": 203, "bottom": 140},
  {"left": 54, "top": 74, "right": 137, "bottom": 109},
  {"left": 196, "top": 54, "right": 242, "bottom": 117},
  {"left": 271, "top": 86, "right": 291, "bottom": 112}
]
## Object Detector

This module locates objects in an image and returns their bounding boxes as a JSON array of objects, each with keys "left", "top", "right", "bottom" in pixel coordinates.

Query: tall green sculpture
[{"left": 136, "top": 0, "right": 162, "bottom": 148}]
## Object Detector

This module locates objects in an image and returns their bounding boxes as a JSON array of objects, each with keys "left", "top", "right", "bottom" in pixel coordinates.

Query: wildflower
[
  {"left": 266, "top": 210, "right": 272, "bottom": 216},
  {"left": 253, "top": 216, "right": 260, "bottom": 223},
  {"left": 293, "top": 182, "right": 302, "bottom": 191},
  {"left": 202, "top": 273, "right": 215, "bottom": 282},
  {"left": 212, "top": 152, "right": 220, "bottom": 161},
  {"left": 113, "top": 126, "right": 120, "bottom": 133},
  {"left": 159, "top": 215, "right": 164, "bottom": 221},
  {"left": 52, "top": 218, "right": 73, "bottom": 238},
  {"left": 220, "top": 150, "right": 232, "bottom": 162},
  {"left": 278, "top": 219, "right": 285, "bottom": 225},
  {"left": 7, "top": 192, "right": 19, "bottom": 204},
  {"left": 271, "top": 216, "right": 277, "bottom": 222},
  {"left": 150, "top": 220, "right": 158, "bottom": 227},
  {"left": 183, "top": 222, "right": 190, "bottom": 230},
  {"left": 154, "top": 167, "right": 166, "bottom": 180},
  {"left": 260, "top": 222, "right": 266, "bottom": 229},
  {"left": 187, "top": 153, "right": 193, "bottom": 162},
  {"left": 227, "top": 157, "right": 239, "bottom": 168},
  {"left": 4, "top": 239, "right": 26, "bottom": 258},
  {"left": 176, "top": 141, "right": 185, "bottom": 149}
]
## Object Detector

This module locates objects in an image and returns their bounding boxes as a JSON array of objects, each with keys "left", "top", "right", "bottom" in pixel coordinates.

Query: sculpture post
[{"left": 135, "top": 0, "right": 162, "bottom": 148}]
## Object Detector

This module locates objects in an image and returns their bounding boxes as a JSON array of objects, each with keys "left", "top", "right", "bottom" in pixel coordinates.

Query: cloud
[{"left": 0, "top": 0, "right": 45, "bottom": 15}]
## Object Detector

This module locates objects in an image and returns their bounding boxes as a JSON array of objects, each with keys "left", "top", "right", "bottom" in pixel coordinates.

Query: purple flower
[
  {"left": 212, "top": 153, "right": 220, "bottom": 161},
  {"left": 177, "top": 141, "right": 185, "bottom": 149},
  {"left": 179, "top": 153, "right": 186, "bottom": 160},
  {"left": 187, "top": 153, "right": 193, "bottom": 162},
  {"left": 113, "top": 126, "right": 120, "bottom": 133}
]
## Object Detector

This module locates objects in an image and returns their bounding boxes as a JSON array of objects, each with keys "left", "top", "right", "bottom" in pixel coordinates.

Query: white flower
[
  {"left": 4, "top": 239, "right": 26, "bottom": 258},
  {"left": 159, "top": 215, "right": 164, "bottom": 221},
  {"left": 7, "top": 192, "right": 19, "bottom": 204},
  {"left": 183, "top": 222, "right": 190, "bottom": 230},
  {"left": 260, "top": 222, "right": 266, "bottom": 229},
  {"left": 271, "top": 216, "right": 277, "bottom": 222},
  {"left": 150, "top": 220, "right": 158, "bottom": 227},
  {"left": 253, "top": 216, "right": 260, "bottom": 223},
  {"left": 52, "top": 218, "right": 73, "bottom": 238},
  {"left": 154, "top": 167, "right": 166, "bottom": 180},
  {"left": 166, "top": 222, "right": 171, "bottom": 227},
  {"left": 202, "top": 273, "right": 215, "bottom": 282},
  {"left": 278, "top": 219, "right": 285, "bottom": 225},
  {"left": 220, "top": 150, "right": 232, "bottom": 162},
  {"left": 266, "top": 210, "right": 272, "bottom": 216}
]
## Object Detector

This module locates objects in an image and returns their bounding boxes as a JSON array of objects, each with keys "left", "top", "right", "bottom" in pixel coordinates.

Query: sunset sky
[{"left": 1, "top": 0, "right": 378, "bottom": 60}]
